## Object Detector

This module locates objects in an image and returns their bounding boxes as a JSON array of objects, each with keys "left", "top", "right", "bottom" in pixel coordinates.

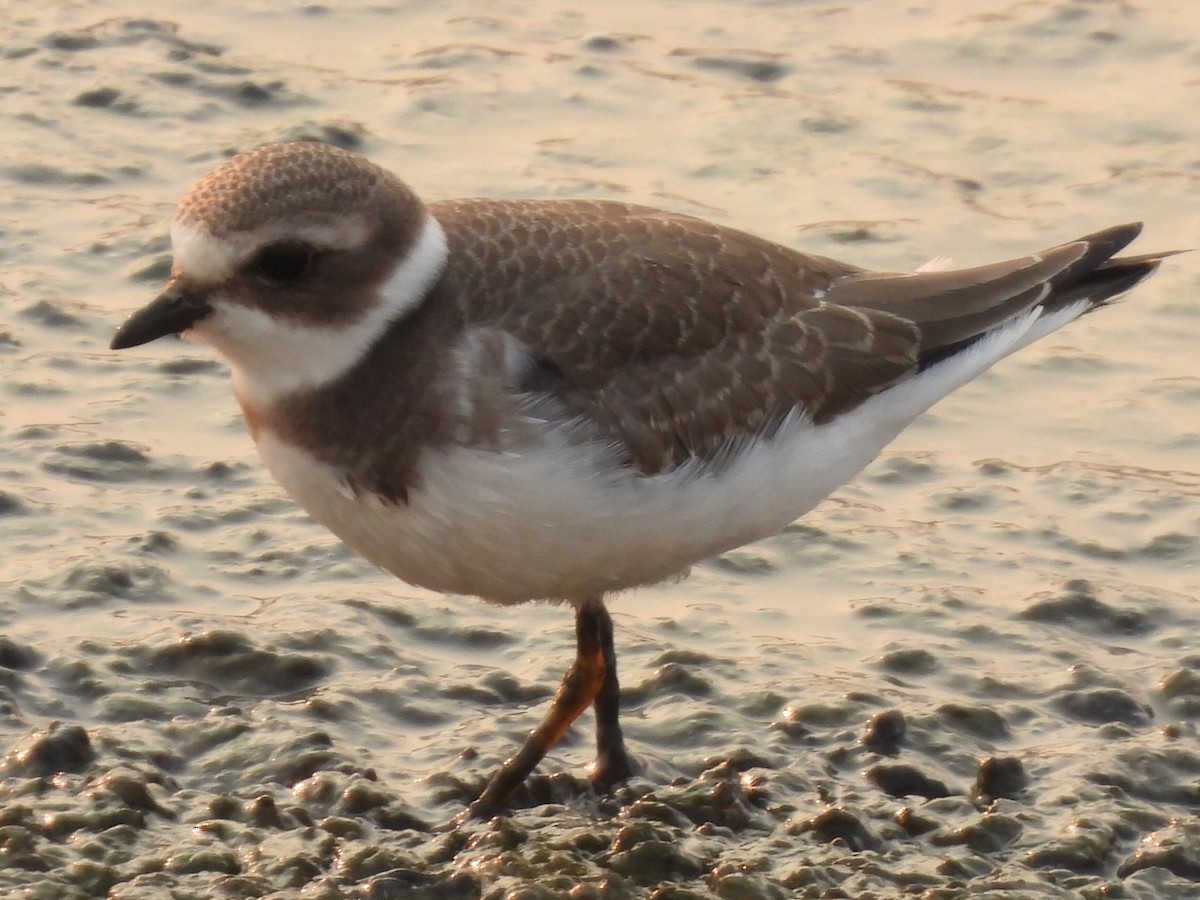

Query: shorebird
[{"left": 111, "top": 141, "right": 1166, "bottom": 817}]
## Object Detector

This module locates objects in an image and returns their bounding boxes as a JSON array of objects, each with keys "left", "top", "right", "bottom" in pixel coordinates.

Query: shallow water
[{"left": 2, "top": 0, "right": 1199, "bottom": 897}]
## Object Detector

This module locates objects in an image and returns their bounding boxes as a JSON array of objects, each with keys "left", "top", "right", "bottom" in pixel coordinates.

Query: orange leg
[{"left": 466, "top": 597, "right": 633, "bottom": 818}]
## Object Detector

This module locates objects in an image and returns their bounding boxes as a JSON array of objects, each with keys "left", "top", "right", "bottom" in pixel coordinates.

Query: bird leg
[
  {"left": 466, "top": 596, "right": 633, "bottom": 818},
  {"left": 589, "top": 597, "right": 635, "bottom": 789}
]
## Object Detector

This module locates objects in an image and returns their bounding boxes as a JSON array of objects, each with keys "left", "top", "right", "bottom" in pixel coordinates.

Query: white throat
[{"left": 188, "top": 215, "right": 448, "bottom": 408}]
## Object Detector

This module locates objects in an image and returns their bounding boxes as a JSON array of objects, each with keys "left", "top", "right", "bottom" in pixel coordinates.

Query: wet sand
[{"left": 2, "top": 1, "right": 1199, "bottom": 897}]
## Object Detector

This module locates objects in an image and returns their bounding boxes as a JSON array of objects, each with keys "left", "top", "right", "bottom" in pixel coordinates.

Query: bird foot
[{"left": 588, "top": 745, "right": 637, "bottom": 791}]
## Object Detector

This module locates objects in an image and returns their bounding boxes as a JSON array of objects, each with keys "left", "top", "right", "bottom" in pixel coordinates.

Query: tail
[
  {"left": 830, "top": 222, "right": 1174, "bottom": 371},
  {"left": 821, "top": 223, "right": 1177, "bottom": 444},
  {"left": 1037, "top": 224, "right": 1170, "bottom": 314}
]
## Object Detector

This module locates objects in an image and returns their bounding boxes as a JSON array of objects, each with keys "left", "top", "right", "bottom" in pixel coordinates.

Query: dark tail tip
[{"left": 1049, "top": 224, "right": 1180, "bottom": 312}]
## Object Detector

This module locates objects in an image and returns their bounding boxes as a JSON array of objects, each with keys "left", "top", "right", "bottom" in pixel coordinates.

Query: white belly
[
  {"left": 250, "top": 306, "right": 1062, "bottom": 604},
  {"left": 253, "top": 408, "right": 891, "bottom": 604}
]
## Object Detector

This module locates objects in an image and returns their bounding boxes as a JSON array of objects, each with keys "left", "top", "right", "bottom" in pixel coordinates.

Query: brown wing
[{"left": 432, "top": 198, "right": 926, "bottom": 473}]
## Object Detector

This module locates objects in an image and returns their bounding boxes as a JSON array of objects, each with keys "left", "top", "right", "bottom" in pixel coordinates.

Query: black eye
[{"left": 251, "top": 241, "right": 316, "bottom": 284}]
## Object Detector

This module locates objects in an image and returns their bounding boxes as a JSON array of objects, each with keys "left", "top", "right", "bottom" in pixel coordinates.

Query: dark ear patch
[{"left": 250, "top": 241, "right": 318, "bottom": 285}]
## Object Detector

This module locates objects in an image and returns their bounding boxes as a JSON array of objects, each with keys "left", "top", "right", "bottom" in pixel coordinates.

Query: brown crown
[{"left": 174, "top": 142, "right": 404, "bottom": 236}]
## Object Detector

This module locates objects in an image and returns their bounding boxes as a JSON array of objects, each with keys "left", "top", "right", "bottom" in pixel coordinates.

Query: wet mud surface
[{"left": 1, "top": 1, "right": 1199, "bottom": 897}]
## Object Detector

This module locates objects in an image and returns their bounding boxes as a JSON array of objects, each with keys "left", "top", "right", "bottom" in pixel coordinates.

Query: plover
[{"left": 111, "top": 141, "right": 1167, "bottom": 817}]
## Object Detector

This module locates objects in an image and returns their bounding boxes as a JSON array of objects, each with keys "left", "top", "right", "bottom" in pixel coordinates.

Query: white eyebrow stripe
[{"left": 170, "top": 217, "right": 372, "bottom": 281}]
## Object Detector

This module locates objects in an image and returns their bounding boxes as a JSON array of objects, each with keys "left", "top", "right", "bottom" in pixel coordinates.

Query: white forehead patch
[{"left": 171, "top": 222, "right": 249, "bottom": 281}]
